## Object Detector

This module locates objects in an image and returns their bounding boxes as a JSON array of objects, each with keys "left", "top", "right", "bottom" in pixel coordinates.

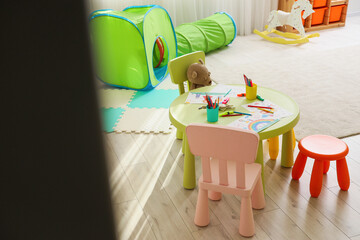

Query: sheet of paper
[
  {"left": 241, "top": 99, "right": 293, "bottom": 119},
  {"left": 227, "top": 115, "right": 280, "bottom": 132},
  {"left": 210, "top": 84, "right": 245, "bottom": 98}
]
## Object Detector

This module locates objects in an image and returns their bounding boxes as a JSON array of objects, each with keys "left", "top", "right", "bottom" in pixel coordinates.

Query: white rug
[{"left": 205, "top": 15, "right": 360, "bottom": 140}]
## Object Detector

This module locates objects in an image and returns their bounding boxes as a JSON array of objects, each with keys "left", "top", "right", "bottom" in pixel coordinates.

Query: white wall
[
  {"left": 348, "top": 0, "right": 360, "bottom": 15},
  {"left": 86, "top": 0, "right": 278, "bottom": 36}
]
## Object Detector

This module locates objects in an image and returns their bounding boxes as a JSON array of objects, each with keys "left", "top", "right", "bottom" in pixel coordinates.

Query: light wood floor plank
[
  {"left": 109, "top": 163, "right": 137, "bottom": 204},
  {"left": 264, "top": 164, "right": 350, "bottom": 240},
  {"left": 113, "top": 200, "right": 156, "bottom": 240},
  {"left": 329, "top": 182, "right": 360, "bottom": 215},
  {"left": 155, "top": 143, "right": 223, "bottom": 233},
  {"left": 107, "top": 133, "right": 147, "bottom": 167},
  {"left": 160, "top": 160, "right": 222, "bottom": 232},
  {"left": 132, "top": 132, "right": 177, "bottom": 180},
  {"left": 267, "top": 153, "right": 360, "bottom": 238},
  {"left": 104, "top": 135, "right": 137, "bottom": 203},
  {"left": 124, "top": 162, "right": 194, "bottom": 240},
  {"left": 293, "top": 169, "right": 360, "bottom": 237},
  {"left": 192, "top": 225, "right": 232, "bottom": 240},
  {"left": 254, "top": 209, "right": 310, "bottom": 240},
  {"left": 208, "top": 194, "right": 270, "bottom": 240}
]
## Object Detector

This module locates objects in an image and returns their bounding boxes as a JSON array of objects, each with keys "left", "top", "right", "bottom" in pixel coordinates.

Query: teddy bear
[{"left": 187, "top": 59, "right": 212, "bottom": 90}]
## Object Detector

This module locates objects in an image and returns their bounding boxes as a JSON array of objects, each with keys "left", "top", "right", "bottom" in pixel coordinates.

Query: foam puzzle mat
[
  {"left": 99, "top": 76, "right": 178, "bottom": 134},
  {"left": 128, "top": 89, "right": 179, "bottom": 109},
  {"left": 114, "top": 108, "right": 173, "bottom": 133},
  {"left": 102, "top": 108, "right": 125, "bottom": 132},
  {"left": 99, "top": 88, "right": 136, "bottom": 108}
]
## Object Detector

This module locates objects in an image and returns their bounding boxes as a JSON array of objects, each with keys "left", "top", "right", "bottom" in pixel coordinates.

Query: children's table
[{"left": 169, "top": 85, "right": 300, "bottom": 190}]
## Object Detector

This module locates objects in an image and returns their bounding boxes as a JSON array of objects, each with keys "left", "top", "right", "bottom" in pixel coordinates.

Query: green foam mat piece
[
  {"left": 128, "top": 89, "right": 179, "bottom": 108},
  {"left": 101, "top": 107, "right": 125, "bottom": 132}
]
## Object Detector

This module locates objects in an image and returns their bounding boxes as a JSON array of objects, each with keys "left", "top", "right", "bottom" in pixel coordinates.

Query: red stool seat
[{"left": 292, "top": 135, "right": 350, "bottom": 198}]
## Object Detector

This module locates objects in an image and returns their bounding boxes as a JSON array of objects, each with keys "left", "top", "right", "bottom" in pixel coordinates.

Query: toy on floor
[
  {"left": 254, "top": 0, "right": 320, "bottom": 44},
  {"left": 90, "top": 6, "right": 236, "bottom": 90},
  {"left": 90, "top": 6, "right": 177, "bottom": 90},
  {"left": 187, "top": 59, "right": 212, "bottom": 90},
  {"left": 175, "top": 12, "right": 237, "bottom": 56},
  {"left": 90, "top": 7, "right": 237, "bottom": 90}
]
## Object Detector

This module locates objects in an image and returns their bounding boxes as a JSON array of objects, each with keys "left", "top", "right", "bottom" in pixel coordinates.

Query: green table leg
[
  {"left": 281, "top": 130, "right": 294, "bottom": 167},
  {"left": 256, "top": 140, "right": 265, "bottom": 191},
  {"left": 182, "top": 132, "right": 185, "bottom": 154},
  {"left": 176, "top": 129, "right": 183, "bottom": 140},
  {"left": 183, "top": 133, "right": 196, "bottom": 189}
]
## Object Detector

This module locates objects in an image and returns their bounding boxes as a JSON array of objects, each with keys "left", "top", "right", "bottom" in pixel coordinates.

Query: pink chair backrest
[{"left": 186, "top": 123, "right": 259, "bottom": 188}]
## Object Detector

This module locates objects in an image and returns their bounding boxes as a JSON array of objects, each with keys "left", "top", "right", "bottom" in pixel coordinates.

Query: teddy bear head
[{"left": 187, "top": 59, "right": 212, "bottom": 90}]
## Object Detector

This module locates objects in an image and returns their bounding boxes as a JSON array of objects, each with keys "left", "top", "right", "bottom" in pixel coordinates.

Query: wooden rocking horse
[{"left": 254, "top": 0, "right": 320, "bottom": 44}]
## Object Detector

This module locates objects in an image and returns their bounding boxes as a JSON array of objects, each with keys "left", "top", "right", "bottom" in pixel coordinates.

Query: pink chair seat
[{"left": 199, "top": 159, "right": 262, "bottom": 197}]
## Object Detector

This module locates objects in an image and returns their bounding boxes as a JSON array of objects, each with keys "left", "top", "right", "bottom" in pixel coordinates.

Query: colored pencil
[
  {"left": 243, "top": 74, "right": 248, "bottom": 85},
  {"left": 257, "top": 107, "right": 274, "bottom": 114},
  {"left": 220, "top": 114, "right": 244, "bottom": 117},
  {"left": 247, "top": 105, "right": 273, "bottom": 109},
  {"left": 223, "top": 89, "right": 231, "bottom": 97},
  {"left": 233, "top": 111, "right": 252, "bottom": 116}
]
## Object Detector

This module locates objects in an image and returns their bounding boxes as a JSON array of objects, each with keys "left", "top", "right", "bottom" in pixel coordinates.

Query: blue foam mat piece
[
  {"left": 128, "top": 89, "right": 179, "bottom": 109},
  {"left": 101, "top": 107, "right": 125, "bottom": 132}
]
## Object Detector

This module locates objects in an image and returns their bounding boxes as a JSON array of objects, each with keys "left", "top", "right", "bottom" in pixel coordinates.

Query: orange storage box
[
  {"left": 312, "top": 0, "right": 327, "bottom": 8},
  {"left": 311, "top": 7, "right": 327, "bottom": 25},
  {"left": 330, "top": 5, "right": 345, "bottom": 22}
]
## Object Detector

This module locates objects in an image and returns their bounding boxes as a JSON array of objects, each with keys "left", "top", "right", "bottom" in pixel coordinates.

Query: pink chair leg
[
  {"left": 194, "top": 188, "right": 210, "bottom": 226},
  {"left": 310, "top": 160, "right": 324, "bottom": 198},
  {"left": 336, "top": 158, "right": 350, "bottom": 191},
  {"left": 251, "top": 177, "right": 265, "bottom": 209},
  {"left": 239, "top": 197, "right": 255, "bottom": 237},
  {"left": 292, "top": 152, "right": 307, "bottom": 180},
  {"left": 208, "top": 191, "right": 222, "bottom": 201},
  {"left": 323, "top": 160, "right": 330, "bottom": 174}
]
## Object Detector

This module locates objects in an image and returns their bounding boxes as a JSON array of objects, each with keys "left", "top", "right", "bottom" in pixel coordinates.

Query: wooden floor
[{"left": 104, "top": 129, "right": 360, "bottom": 240}]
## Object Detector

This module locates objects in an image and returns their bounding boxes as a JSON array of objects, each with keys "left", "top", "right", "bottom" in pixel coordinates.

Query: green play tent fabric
[
  {"left": 175, "top": 12, "right": 237, "bottom": 56},
  {"left": 89, "top": 5, "right": 177, "bottom": 90}
]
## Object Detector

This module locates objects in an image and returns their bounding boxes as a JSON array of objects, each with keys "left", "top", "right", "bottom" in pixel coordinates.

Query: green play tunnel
[
  {"left": 89, "top": 6, "right": 236, "bottom": 90},
  {"left": 175, "top": 12, "right": 237, "bottom": 56}
]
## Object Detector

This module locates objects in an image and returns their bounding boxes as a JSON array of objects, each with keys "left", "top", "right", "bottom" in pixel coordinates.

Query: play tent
[{"left": 89, "top": 5, "right": 177, "bottom": 90}]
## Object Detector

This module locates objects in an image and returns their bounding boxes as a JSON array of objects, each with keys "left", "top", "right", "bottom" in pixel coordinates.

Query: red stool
[{"left": 292, "top": 135, "right": 350, "bottom": 198}]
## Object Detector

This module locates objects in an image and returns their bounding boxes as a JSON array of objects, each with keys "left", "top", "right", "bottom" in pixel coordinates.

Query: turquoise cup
[{"left": 207, "top": 105, "right": 219, "bottom": 122}]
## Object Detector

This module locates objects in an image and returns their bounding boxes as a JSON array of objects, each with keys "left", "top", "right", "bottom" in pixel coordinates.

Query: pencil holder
[
  {"left": 207, "top": 105, "right": 219, "bottom": 122},
  {"left": 246, "top": 83, "right": 257, "bottom": 100}
]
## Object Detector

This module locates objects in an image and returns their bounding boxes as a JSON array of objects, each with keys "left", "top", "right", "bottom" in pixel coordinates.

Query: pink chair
[{"left": 186, "top": 123, "right": 265, "bottom": 237}]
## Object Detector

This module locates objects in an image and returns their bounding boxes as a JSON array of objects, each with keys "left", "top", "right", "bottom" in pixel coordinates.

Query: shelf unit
[{"left": 277, "top": 0, "right": 349, "bottom": 33}]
